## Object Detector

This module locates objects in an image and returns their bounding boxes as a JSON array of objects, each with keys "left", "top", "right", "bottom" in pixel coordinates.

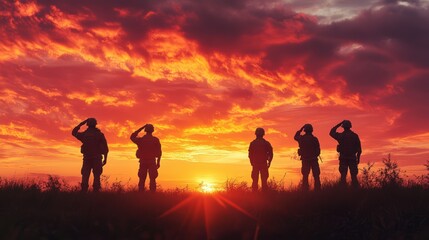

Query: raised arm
[
  {"left": 72, "top": 119, "right": 87, "bottom": 139},
  {"left": 329, "top": 121, "right": 344, "bottom": 140},
  {"left": 294, "top": 125, "right": 305, "bottom": 141},
  {"left": 130, "top": 125, "right": 146, "bottom": 143}
]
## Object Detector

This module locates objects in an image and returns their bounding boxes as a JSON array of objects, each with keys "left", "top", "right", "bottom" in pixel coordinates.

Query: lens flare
[{"left": 198, "top": 181, "right": 217, "bottom": 193}]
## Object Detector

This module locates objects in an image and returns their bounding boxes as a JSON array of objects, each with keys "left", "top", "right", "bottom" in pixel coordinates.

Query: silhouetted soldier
[
  {"left": 130, "top": 124, "right": 162, "bottom": 192},
  {"left": 330, "top": 120, "right": 362, "bottom": 188},
  {"left": 294, "top": 124, "right": 321, "bottom": 191},
  {"left": 248, "top": 128, "right": 273, "bottom": 192},
  {"left": 72, "top": 118, "right": 108, "bottom": 192}
]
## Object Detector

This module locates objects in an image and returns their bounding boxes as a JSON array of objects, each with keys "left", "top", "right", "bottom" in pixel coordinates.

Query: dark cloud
[
  {"left": 379, "top": 73, "right": 429, "bottom": 136},
  {"left": 179, "top": 0, "right": 315, "bottom": 54},
  {"left": 261, "top": 3, "right": 429, "bottom": 104},
  {"left": 262, "top": 37, "right": 337, "bottom": 73},
  {"left": 330, "top": 57, "right": 394, "bottom": 93},
  {"left": 322, "top": 4, "right": 429, "bottom": 67}
]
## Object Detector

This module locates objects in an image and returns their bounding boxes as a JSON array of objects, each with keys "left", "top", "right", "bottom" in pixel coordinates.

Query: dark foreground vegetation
[
  {"left": 0, "top": 183, "right": 428, "bottom": 239},
  {"left": 0, "top": 157, "right": 428, "bottom": 239}
]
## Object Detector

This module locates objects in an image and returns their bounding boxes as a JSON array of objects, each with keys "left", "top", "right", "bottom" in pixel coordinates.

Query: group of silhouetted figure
[{"left": 72, "top": 118, "right": 361, "bottom": 192}]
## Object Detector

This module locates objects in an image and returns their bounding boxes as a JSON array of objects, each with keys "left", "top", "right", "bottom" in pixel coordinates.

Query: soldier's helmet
[
  {"left": 342, "top": 120, "right": 352, "bottom": 129},
  {"left": 255, "top": 127, "right": 265, "bottom": 137},
  {"left": 144, "top": 124, "right": 155, "bottom": 133},
  {"left": 87, "top": 118, "right": 97, "bottom": 127},
  {"left": 303, "top": 124, "right": 313, "bottom": 133}
]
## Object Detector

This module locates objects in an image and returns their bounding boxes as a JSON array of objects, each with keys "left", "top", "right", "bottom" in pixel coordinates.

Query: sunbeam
[{"left": 159, "top": 193, "right": 259, "bottom": 239}]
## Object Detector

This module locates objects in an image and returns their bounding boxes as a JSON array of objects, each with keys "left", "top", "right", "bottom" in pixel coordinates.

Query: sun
[{"left": 198, "top": 181, "right": 217, "bottom": 193}]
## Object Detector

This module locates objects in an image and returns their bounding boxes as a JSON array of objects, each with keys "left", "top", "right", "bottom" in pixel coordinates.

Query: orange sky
[{"left": 1, "top": 0, "right": 428, "bottom": 189}]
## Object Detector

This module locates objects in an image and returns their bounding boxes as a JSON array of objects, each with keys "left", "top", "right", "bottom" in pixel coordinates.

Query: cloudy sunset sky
[{"left": 1, "top": 0, "right": 428, "bottom": 188}]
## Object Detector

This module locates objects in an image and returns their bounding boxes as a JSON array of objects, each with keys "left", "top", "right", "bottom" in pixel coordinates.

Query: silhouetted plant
[
  {"left": 0, "top": 178, "right": 40, "bottom": 192},
  {"left": 424, "top": 160, "right": 429, "bottom": 186},
  {"left": 360, "top": 162, "right": 377, "bottom": 189},
  {"left": 110, "top": 180, "right": 126, "bottom": 193},
  {"left": 375, "top": 154, "right": 405, "bottom": 188},
  {"left": 415, "top": 160, "right": 429, "bottom": 188},
  {"left": 43, "top": 175, "right": 64, "bottom": 192},
  {"left": 268, "top": 176, "right": 287, "bottom": 191},
  {"left": 224, "top": 178, "right": 249, "bottom": 192}
]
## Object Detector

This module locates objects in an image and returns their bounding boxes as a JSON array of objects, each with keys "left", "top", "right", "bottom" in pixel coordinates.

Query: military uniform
[
  {"left": 248, "top": 138, "right": 273, "bottom": 192},
  {"left": 72, "top": 126, "right": 108, "bottom": 192},
  {"left": 294, "top": 131, "right": 321, "bottom": 190},
  {"left": 330, "top": 129, "right": 361, "bottom": 187},
  {"left": 131, "top": 133, "right": 162, "bottom": 192}
]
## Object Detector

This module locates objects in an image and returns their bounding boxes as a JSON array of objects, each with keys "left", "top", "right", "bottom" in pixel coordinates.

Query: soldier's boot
[
  {"left": 339, "top": 175, "right": 347, "bottom": 187},
  {"left": 138, "top": 179, "right": 145, "bottom": 192},
  {"left": 81, "top": 169, "right": 90, "bottom": 193},
  {"left": 252, "top": 181, "right": 258, "bottom": 192},
  {"left": 351, "top": 175, "right": 359, "bottom": 189},
  {"left": 302, "top": 176, "right": 309, "bottom": 191},
  {"left": 314, "top": 177, "right": 321, "bottom": 191},
  {"left": 261, "top": 181, "right": 269, "bottom": 192},
  {"left": 81, "top": 184, "right": 89, "bottom": 193},
  {"left": 149, "top": 179, "right": 156, "bottom": 193},
  {"left": 93, "top": 175, "right": 101, "bottom": 192}
]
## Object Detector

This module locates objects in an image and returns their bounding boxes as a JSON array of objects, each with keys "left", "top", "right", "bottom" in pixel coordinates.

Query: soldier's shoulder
[
  {"left": 94, "top": 128, "right": 105, "bottom": 136},
  {"left": 250, "top": 139, "right": 258, "bottom": 145},
  {"left": 350, "top": 130, "right": 359, "bottom": 137}
]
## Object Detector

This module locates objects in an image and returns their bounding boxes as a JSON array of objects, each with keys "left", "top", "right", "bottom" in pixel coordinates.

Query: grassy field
[
  {"left": 0, "top": 180, "right": 428, "bottom": 240},
  {"left": 1, "top": 158, "right": 428, "bottom": 239}
]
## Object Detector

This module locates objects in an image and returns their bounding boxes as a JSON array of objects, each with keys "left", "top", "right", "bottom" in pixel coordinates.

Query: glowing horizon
[{"left": 1, "top": 0, "right": 429, "bottom": 189}]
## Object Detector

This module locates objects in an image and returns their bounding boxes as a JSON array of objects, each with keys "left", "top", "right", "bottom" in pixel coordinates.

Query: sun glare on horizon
[{"left": 198, "top": 181, "right": 220, "bottom": 193}]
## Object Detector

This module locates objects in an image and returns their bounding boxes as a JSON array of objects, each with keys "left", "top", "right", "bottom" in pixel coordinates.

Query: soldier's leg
[
  {"left": 260, "top": 166, "right": 269, "bottom": 192},
  {"left": 301, "top": 161, "right": 311, "bottom": 190},
  {"left": 92, "top": 159, "right": 103, "bottom": 192},
  {"left": 311, "top": 160, "right": 321, "bottom": 191},
  {"left": 251, "top": 166, "right": 259, "bottom": 192},
  {"left": 349, "top": 159, "right": 359, "bottom": 188},
  {"left": 148, "top": 163, "right": 159, "bottom": 192},
  {"left": 339, "top": 159, "right": 348, "bottom": 186},
  {"left": 81, "top": 160, "right": 91, "bottom": 192},
  {"left": 138, "top": 163, "right": 148, "bottom": 192}
]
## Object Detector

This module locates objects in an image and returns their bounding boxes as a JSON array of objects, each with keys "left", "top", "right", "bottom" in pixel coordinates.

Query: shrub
[
  {"left": 43, "top": 175, "right": 65, "bottom": 192},
  {"left": 360, "top": 162, "right": 377, "bottom": 189},
  {"left": 375, "top": 154, "right": 405, "bottom": 188},
  {"left": 267, "top": 174, "right": 287, "bottom": 191},
  {"left": 110, "top": 180, "right": 126, "bottom": 193},
  {"left": 415, "top": 160, "right": 429, "bottom": 188},
  {"left": 224, "top": 178, "right": 249, "bottom": 192}
]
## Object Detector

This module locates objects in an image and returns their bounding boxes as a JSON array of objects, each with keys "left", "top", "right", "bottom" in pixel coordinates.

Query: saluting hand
[{"left": 79, "top": 119, "right": 88, "bottom": 126}]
